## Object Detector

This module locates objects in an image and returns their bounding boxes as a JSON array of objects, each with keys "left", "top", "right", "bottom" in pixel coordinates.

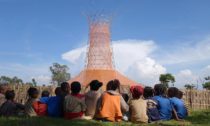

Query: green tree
[
  {"left": 202, "top": 76, "right": 210, "bottom": 90},
  {"left": 184, "top": 84, "right": 195, "bottom": 90},
  {"left": 32, "top": 78, "right": 37, "bottom": 87},
  {"left": 50, "top": 63, "right": 71, "bottom": 86},
  {"left": 159, "top": 73, "right": 175, "bottom": 88},
  {"left": 0, "top": 76, "right": 23, "bottom": 85}
]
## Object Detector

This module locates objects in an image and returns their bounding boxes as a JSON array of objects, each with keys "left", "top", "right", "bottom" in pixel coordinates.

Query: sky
[{"left": 0, "top": 0, "right": 210, "bottom": 88}]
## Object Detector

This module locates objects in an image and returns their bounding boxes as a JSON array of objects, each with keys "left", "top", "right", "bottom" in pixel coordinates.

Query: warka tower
[{"left": 68, "top": 15, "right": 140, "bottom": 91}]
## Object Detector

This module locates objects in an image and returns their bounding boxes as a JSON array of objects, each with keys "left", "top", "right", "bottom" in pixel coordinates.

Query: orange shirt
[{"left": 98, "top": 92, "right": 122, "bottom": 122}]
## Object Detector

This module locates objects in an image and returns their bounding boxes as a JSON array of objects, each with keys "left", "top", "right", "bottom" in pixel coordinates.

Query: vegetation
[
  {"left": 1, "top": 109, "right": 210, "bottom": 126},
  {"left": 0, "top": 76, "right": 23, "bottom": 85},
  {"left": 184, "top": 84, "right": 195, "bottom": 90},
  {"left": 50, "top": 63, "right": 71, "bottom": 86},
  {"left": 202, "top": 76, "right": 210, "bottom": 90},
  {"left": 159, "top": 73, "right": 175, "bottom": 88}
]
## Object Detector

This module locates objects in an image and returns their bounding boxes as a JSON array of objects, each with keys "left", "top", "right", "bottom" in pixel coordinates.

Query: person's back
[
  {"left": 98, "top": 91, "right": 122, "bottom": 122},
  {"left": 153, "top": 95, "right": 172, "bottom": 120},
  {"left": 25, "top": 87, "right": 39, "bottom": 117},
  {"left": 85, "top": 80, "right": 102, "bottom": 118},
  {"left": 0, "top": 90, "right": 24, "bottom": 116},
  {"left": 129, "top": 85, "right": 148, "bottom": 123},
  {"left": 64, "top": 81, "right": 86, "bottom": 119},
  {"left": 170, "top": 97, "right": 187, "bottom": 119},
  {"left": 153, "top": 84, "right": 172, "bottom": 120},
  {"left": 40, "top": 87, "right": 62, "bottom": 117},
  {"left": 143, "top": 86, "right": 160, "bottom": 122}
]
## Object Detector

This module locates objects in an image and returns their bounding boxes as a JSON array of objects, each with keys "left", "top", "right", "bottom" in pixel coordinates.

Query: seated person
[
  {"left": 64, "top": 81, "right": 86, "bottom": 119},
  {"left": 25, "top": 87, "right": 47, "bottom": 116},
  {"left": 168, "top": 87, "right": 188, "bottom": 119},
  {"left": 129, "top": 85, "right": 148, "bottom": 123},
  {"left": 143, "top": 86, "right": 160, "bottom": 122},
  {"left": 177, "top": 90, "right": 189, "bottom": 115},
  {"left": 0, "top": 90, "right": 24, "bottom": 116},
  {"left": 25, "top": 87, "right": 39, "bottom": 116},
  {"left": 152, "top": 84, "right": 173, "bottom": 120},
  {"left": 40, "top": 87, "right": 62, "bottom": 117},
  {"left": 85, "top": 80, "right": 102, "bottom": 118},
  {"left": 97, "top": 79, "right": 129, "bottom": 122}
]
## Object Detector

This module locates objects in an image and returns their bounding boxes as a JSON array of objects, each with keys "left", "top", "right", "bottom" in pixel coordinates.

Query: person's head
[
  {"left": 0, "top": 84, "right": 8, "bottom": 94},
  {"left": 5, "top": 90, "right": 15, "bottom": 100},
  {"left": 106, "top": 79, "right": 120, "bottom": 91},
  {"left": 27, "top": 87, "right": 39, "bottom": 99},
  {"left": 154, "top": 84, "right": 167, "bottom": 96},
  {"left": 143, "top": 86, "right": 154, "bottom": 99},
  {"left": 177, "top": 90, "right": 184, "bottom": 99},
  {"left": 71, "top": 81, "right": 81, "bottom": 94},
  {"left": 167, "top": 87, "right": 179, "bottom": 98},
  {"left": 89, "top": 80, "right": 103, "bottom": 91},
  {"left": 121, "top": 93, "right": 129, "bottom": 103},
  {"left": 41, "top": 90, "right": 50, "bottom": 97},
  {"left": 55, "top": 87, "right": 62, "bottom": 96},
  {"left": 61, "top": 82, "right": 70, "bottom": 93},
  {"left": 130, "top": 85, "right": 144, "bottom": 99}
]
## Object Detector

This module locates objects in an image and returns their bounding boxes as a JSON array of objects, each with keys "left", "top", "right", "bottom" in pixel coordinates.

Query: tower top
[{"left": 85, "top": 14, "right": 114, "bottom": 70}]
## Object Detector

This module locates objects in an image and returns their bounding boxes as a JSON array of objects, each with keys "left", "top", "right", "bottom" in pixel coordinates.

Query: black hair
[
  {"left": 55, "top": 87, "right": 62, "bottom": 96},
  {"left": 106, "top": 79, "right": 120, "bottom": 91},
  {"left": 5, "top": 90, "right": 15, "bottom": 100},
  {"left": 121, "top": 93, "right": 129, "bottom": 103},
  {"left": 41, "top": 90, "right": 50, "bottom": 97},
  {"left": 61, "top": 82, "right": 70, "bottom": 92},
  {"left": 177, "top": 90, "right": 183, "bottom": 99},
  {"left": 154, "top": 84, "right": 167, "bottom": 96},
  {"left": 27, "top": 87, "right": 39, "bottom": 98},
  {"left": 89, "top": 80, "right": 102, "bottom": 91},
  {"left": 71, "top": 81, "right": 81, "bottom": 94},
  {"left": 167, "top": 87, "right": 179, "bottom": 98},
  {"left": 143, "top": 86, "right": 154, "bottom": 99}
]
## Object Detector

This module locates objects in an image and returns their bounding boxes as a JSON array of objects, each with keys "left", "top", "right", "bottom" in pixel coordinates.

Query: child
[
  {"left": 64, "top": 81, "right": 87, "bottom": 119},
  {"left": 40, "top": 87, "right": 62, "bottom": 117},
  {"left": 168, "top": 87, "right": 188, "bottom": 119},
  {"left": 24, "top": 87, "right": 39, "bottom": 116},
  {"left": 143, "top": 86, "right": 160, "bottom": 122},
  {"left": 129, "top": 85, "right": 148, "bottom": 123},
  {"left": 0, "top": 90, "right": 24, "bottom": 116},
  {"left": 97, "top": 79, "right": 129, "bottom": 122},
  {"left": 85, "top": 80, "right": 102, "bottom": 118},
  {"left": 177, "top": 90, "right": 189, "bottom": 115},
  {"left": 152, "top": 84, "right": 173, "bottom": 120},
  {"left": 41, "top": 90, "right": 50, "bottom": 97}
]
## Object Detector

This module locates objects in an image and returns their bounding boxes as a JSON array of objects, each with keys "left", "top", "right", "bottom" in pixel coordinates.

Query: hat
[
  {"left": 130, "top": 85, "right": 143, "bottom": 99},
  {"left": 90, "top": 80, "right": 103, "bottom": 91}
]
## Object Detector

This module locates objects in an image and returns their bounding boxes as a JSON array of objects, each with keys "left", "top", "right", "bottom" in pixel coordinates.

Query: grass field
[{"left": 0, "top": 110, "right": 210, "bottom": 126}]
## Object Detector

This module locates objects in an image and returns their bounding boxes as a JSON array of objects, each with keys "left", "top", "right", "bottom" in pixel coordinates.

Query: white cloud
[
  {"left": 126, "top": 57, "right": 166, "bottom": 86},
  {"left": 175, "top": 69, "right": 198, "bottom": 88},
  {"left": 158, "top": 36, "right": 210, "bottom": 65},
  {"left": 62, "top": 39, "right": 166, "bottom": 85}
]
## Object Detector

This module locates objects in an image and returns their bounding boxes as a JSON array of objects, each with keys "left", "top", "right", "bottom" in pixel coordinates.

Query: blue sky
[{"left": 0, "top": 0, "right": 210, "bottom": 87}]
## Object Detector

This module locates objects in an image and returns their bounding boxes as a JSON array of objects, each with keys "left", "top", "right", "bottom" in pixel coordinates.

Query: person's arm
[
  {"left": 120, "top": 96, "right": 129, "bottom": 112},
  {"left": 172, "top": 108, "right": 181, "bottom": 121},
  {"left": 15, "top": 103, "right": 25, "bottom": 110}
]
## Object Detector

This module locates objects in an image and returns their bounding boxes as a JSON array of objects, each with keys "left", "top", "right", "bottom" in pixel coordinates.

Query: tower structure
[{"left": 68, "top": 15, "right": 140, "bottom": 91}]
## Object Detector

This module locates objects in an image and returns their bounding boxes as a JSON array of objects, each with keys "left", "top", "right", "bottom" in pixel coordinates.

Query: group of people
[{"left": 0, "top": 79, "right": 188, "bottom": 123}]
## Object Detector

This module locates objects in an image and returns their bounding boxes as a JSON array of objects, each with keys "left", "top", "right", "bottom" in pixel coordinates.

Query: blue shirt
[
  {"left": 153, "top": 96, "right": 173, "bottom": 120},
  {"left": 170, "top": 97, "right": 187, "bottom": 119},
  {"left": 40, "top": 96, "right": 62, "bottom": 117}
]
